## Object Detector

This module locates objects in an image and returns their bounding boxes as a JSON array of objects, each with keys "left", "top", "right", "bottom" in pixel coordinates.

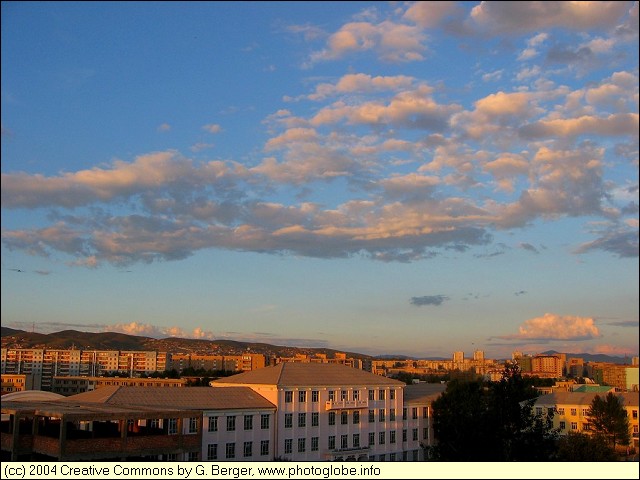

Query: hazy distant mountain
[
  {"left": 541, "top": 350, "right": 634, "bottom": 365},
  {"left": 0, "top": 327, "right": 370, "bottom": 360}
]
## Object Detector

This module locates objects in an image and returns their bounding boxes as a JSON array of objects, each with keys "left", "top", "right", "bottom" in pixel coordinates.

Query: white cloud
[{"left": 500, "top": 313, "right": 601, "bottom": 341}]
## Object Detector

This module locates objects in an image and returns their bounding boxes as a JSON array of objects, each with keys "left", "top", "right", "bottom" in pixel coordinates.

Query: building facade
[{"left": 213, "top": 362, "right": 435, "bottom": 461}]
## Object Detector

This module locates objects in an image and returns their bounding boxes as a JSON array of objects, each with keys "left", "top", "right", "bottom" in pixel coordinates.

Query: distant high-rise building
[
  {"left": 473, "top": 350, "right": 485, "bottom": 362},
  {"left": 452, "top": 351, "right": 464, "bottom": 363}
]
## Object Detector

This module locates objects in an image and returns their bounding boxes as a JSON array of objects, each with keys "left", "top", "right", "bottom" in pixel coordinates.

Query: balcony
[{"left": 325, "top": 399, "right": 368, "bottom": 410}]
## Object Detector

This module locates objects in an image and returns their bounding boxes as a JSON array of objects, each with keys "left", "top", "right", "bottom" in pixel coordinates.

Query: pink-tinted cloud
[{"left": 499, "top": 313, "right": 601, "bottom": 341}]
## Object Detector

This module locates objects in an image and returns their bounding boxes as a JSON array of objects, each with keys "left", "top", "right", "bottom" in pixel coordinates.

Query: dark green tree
[
  {"left": 556, "top": 432, "right": 617, "bottom": 461},
  {"left": 430, "top": 362, "right": 558, "bottom": 461},
  {"left": 430, "top": 379, "right": 491, "bottom": 461},
  {"left": 587, "top": 392, "right": 631, "bottom": 449},
  {"left": 487, "top": 362, "right": 558, "bottom": 461}
]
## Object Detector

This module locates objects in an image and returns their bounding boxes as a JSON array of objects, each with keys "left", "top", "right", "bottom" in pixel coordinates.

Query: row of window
[
  {"left": 282, "top": 428, "right": 426, "bottom": 454},
  {"left": 206, "top": 440, "right": 270, "bottom": 460},
  {"left": 538, "top": 407, "right": 638, "bottom": 420},
  {"left": 284, "top": 389, "right": 398, "bottom": 403},
  {"left": 207, "top": 414, "right": 270, "bottom": 432}
]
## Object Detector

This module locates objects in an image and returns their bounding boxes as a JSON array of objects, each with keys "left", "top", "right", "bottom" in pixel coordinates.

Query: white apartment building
[{"left": 213, "top": 362, "right": 432, "bottom": 461}]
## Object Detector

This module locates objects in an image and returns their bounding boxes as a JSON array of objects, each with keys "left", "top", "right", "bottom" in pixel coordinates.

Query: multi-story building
[
  {"left": 532, "top": 391, "right": 639, "bottom": 452},
  {"left": 402, "top": 383, "right": 447, "bottom": 459},
  {"left": 1, "top": 374, "right": 34, "bottom": 395},
  {"left": 588, "top": 363, "right": 639, "bottom": 392},
  {"left": 212, "top": 362, "right": 430, "bottom": 461},
  {"left": 51, "top": 376, "right": 187, "bottom": 395},
  {"left": 530, "top": 354, "right": 563, "bottom": 378},
  {"left": 169, "top": 353, "right": 265, "bottom": 373},
  {"left": 1, "top": 348, "right": 171, "bottom": 390}
]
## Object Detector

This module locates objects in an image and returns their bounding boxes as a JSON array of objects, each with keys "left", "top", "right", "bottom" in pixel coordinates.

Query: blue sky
[{"left": 1, "top": 1, "right": 638, "bottom": 359}]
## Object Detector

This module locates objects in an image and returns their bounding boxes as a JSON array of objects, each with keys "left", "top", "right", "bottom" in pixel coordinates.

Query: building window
[
  {"left": 582, "top": 409, "right": 588, "bottom": 416},
  {"left": 557, "top": 408, "right": 565, "bottom": 415},
  {"left": 353, "top": 390, "right": 360, "bottom": 401},
  {"left": 285, "top": 413, "right": 293, "bottom": 428},
  {"left": 571, "top": 422, "right": 578, "bottom": 430},
  {"left": 353, "top": 433, "right": 360, "bottom": 448},
  {"left": 299, "top": 390, "right": 307, "bottom": 403},
  {"left": 312, "top": 412, "right": 319, "bottom": 427},
  {"left": 244, "top": 441, "right": 252, "bottom": 458},
  {"left": 423, "top": 407, "right": 428, "bottom": 419},
  {"left": 390, "top": 389, "right": 395, "bottom": 400},
  {"left": 412, "top": 449, "right": 419, "bottom": 461},
  {"left": 368, "top": 389, "right": 375, "bottom": 400},
  {"left": 312, "top": 390, "right": 319, "bottom": 402},
  {"left": 328, "top": 412, "right": 336, "bottom": 426},
  {"left": 341, "top": 434, "right": 348, "bottom": 449},
  {"left": 284, "top": 439, "right": 293, "bottom": 454},
  {"left": 208, "top": 416, "right": 218, "bottom": 432},
  {"left": 403, "top": 408, "right": 407, "bottom": 420},
  {"left": 379, "top": 454, "right": 385, "bottom": 462},
  {"left": 633, "top": 425, "right": 639, "bottom": 434},
  {"left": 167, "top": 418, "right": 178, "bottom": 435},
  {"left": 188, "top": 417, "right": 198, "bottom": 433},
  {"left": 311, "top": 436, "right": 319, "bottom": 452},
  {"left": 423, "top": 427, "right": 428, "bottom": 440},
  {"left": 633, "top": 410, "right": 638, "bottom": 420},
  {"left": 559, "top": 421, "right": 566, "bottom": 430},
  {"left": 583, "top": 423, "right": 591, "bottom": 431},
  {"left": 328, "top": 436, "right": 336, "bottom": 450},
  {"left": 244, "top": 415, "right": 253, "bottom": 431},
  {"left": 298, "top": 413, "right": 307, "bottom": 428},
  {"left": 298, "top": 438, "right": 306, "bottom": 453},
  {"left": 402, "top": 429, "right": 407, "bottom": 442},
  {"left": 368, "top": 432, "right": 375, "bottom": 446},
  {"left": 285, "top": 391, "right": 293, "bottom": 403},
  {"left": 379, "top": 431, "right": 385, "bottom": 445},
  {"left": 390, "top": 453, "right": 396, "bottom": 461},
  {"left": 261, "top": 414, "right": 270, "bottom": 430},
  {"left": 390, "top": 430, "right": 396, "bottom": 444},
  {"left": 378, "top": 390, "right": 386, "bottom": 401},
  {"left": 226, "top": 416, "right": 236, "bottom": 432},
  {"left": 188, "top": 452, "right": 199, "bottom": 462},
  {"left": 570, "top": 408, "right": 577, "bottom": 416},
  {"left": 353, "top": 411, "right": 360, "bottom": 424},
  {"left": 207, "top": 444, "right": 218, "bottom": 460},
  {"left": 226, "top": 443, "right": 235, "bottom": 459},
  {"left": 260, "top": 440, "right": 269, "bottom": 456},
  {"left": 341, "top": 411, "right": 348, "bottom": 425},
  {"left": 413, "top": 428, "right": 418, "bottom": 441},
  {"left": 412, "top": 407, "right": 418, "bottom": 419},
  {"left": 379, "top": 409, "right": 385, "bottom": 422},
  {"left": 368, "top": 410, "right": 375, "bottom": 422},
  {"left": 390, "top": 408, "right": 396, "bottom": 421},
  {"left": 329, "top": 390, "right": 336, "bottom": 401}
]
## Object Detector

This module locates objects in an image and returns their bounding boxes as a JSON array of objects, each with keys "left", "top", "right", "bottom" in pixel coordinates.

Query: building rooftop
[
  {"left": 213, "top": 362, "right": 404, "bottom": 387},
  {"left": 403, "top": 383, "right": 447, "bottom": 403},
  {"left": 533, "top": 391, "right": 639, "bottom": 407},
  {"left": 2, "top": 399, "right": 198, "bottom": 421},
  {"left": 60, "top": 385, "right": 276, "bottom": 410}
]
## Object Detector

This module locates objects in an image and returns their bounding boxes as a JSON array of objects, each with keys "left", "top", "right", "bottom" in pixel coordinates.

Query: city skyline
[{"left": 1, "top": 2, "right": 638, "bottom": 359}]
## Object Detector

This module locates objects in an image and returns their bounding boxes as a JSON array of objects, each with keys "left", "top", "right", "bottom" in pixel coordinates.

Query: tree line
[{"left": 427, "top": 363, "right": 631, "bottom": 461}]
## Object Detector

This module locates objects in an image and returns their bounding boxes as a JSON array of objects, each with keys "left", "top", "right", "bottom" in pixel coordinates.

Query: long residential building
[{"left": 1, "top": 348, "right": 171, "bottom": 390}]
